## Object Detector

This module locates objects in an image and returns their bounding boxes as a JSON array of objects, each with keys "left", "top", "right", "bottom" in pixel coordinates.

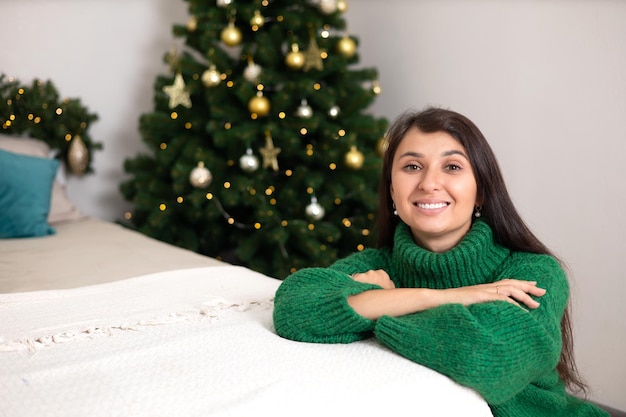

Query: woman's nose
[{"left": 418, "top": 168, "right": 441, "bottom": 191}]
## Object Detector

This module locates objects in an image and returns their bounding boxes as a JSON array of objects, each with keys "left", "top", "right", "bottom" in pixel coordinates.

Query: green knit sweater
[{"left": 273, "top": 220, "right": 608, "bottom": 417}]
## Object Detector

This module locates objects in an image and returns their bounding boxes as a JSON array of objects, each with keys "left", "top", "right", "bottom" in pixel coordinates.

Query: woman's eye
[
  {"left": 446, "top": 163, "right": 462, "bottom": 171},
  {"left": 404, "top": 164, "right": 421, "bottom": 171}
]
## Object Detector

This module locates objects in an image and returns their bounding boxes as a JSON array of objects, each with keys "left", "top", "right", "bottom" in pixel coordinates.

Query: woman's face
[{"left": 390, "top": 127, "right": 479, "bottom": 252}]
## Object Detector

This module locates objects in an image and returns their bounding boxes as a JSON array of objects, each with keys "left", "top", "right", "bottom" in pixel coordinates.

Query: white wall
[{"left": 2, "top": 0, "right": 624, "bottom": 410}]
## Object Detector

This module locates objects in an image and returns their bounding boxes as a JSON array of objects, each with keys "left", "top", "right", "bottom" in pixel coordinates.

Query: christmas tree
[{"left": 120, "top": 0, "right": 389, "bottom": 279}]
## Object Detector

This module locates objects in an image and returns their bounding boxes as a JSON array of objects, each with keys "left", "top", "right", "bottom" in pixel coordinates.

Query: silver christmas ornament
[
  {"left": 216, "top": 0, "right": 232, "bottom": 6},
  {"left": 239, "top": 148, "right": 260, "bottom": 173},
  {"left": 305, "top": 196, "right": 325, "bottom": 221},
  {"left": 296, "top": 99, "right": 313, "bottom": 118},
  {"left": 189, "top": 162, "right": 212, "bottom": 188},
  {"left": 243, "top": 61, "right": 262, "bottom": 83},
  {"left": 318, "top": 0, "right": 338, "bottom": 14}
]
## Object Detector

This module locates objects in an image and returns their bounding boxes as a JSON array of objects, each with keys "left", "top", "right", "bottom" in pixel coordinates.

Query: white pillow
[{"left": 0, "top": 134, "right": 85, "bottom": 224}]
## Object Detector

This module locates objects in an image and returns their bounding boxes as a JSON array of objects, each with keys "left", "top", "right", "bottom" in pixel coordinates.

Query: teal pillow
[{"left": 0, "top": 148, "right": 59, "bottom": 238}]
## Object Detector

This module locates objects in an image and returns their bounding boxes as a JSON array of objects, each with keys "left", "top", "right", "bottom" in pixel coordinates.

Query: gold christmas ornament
[
  {"left": 186, "top": 16, "right": 197, "bottom": 31},
  {"left": 337, "top": 0, "right": 348, "bottom": 13},
  {"left": 189, "top": 161, "right": 212, "bottom": 188},
  {"left": 376, "top": 136, "right": 389, "bottom": 156},
  {"left": 337, "top": 36, "right": 356, "bottom": 58},
  {"left": 259, "top": 131, "right": 281, "bottom": 171},
  {"left": 250, "top": 10, "right": 265, "bottom": 29},
  {"left": 372, "top": 80, "right": 382, "bottom": 95},
  {"left": 285, "top": 44, "right": 305, "bottom": 70},
  {"left": 248, "top": 91, "right": 271, "bottom": 117},
  {"left": 221, "top": 21, "right": 242, "bottom": 47},
  {"left": 162, "top": 73, "right": 192, "bottom": 109},
  {"left": 201, "top": 65, "right": 222, "bottom": 87},
  {"left": 345, "top": 146, "right": 364, "bottom": 169},
  {"left": 68, "top": 134, "right": 89, "bottom": 175}
]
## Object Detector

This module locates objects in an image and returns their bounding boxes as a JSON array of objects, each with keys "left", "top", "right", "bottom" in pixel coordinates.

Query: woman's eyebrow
[{"left": 398, "top": 150, "right": 469, "bottom": 159}]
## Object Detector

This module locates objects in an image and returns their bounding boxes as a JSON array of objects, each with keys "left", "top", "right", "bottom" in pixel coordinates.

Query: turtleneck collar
[{"left": 391, "top": 220, "right": 510, "bottom": 289}]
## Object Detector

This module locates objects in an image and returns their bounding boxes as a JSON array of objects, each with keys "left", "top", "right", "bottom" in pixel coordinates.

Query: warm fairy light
[
  {"left": 227, "top": 81, "right": 234, "bottom": 87},
  {"left": 285, "top": 169, "right": 293, "bottom": 176},
  {"left": 277, "top": 15, "right": 283, "bottom": 22},
  {"left": 254, "top": 223, "right": 262, "bottom": 229},
  {"left": 261, "top": 0, "right": 269, "bottom": 5},
  {"left": 279, "top": 112, "right": 286, "bottom": 119},
  {"left": 228, "top": 218, "right": 235, "bottom": 224},
  {"left": 281, "top": 220, "right": 288, "bottom": 226},
  {"left": 306, "top": 187, "right": 313, "bottom": 194},
  {"left": 270, "top": 198, "right": 277, "bottom": 205},
  {"left": 227, "top": 160, "right": 235, "bottom": 166},
  {"left": 265, "top": 188, "right": 273, "bottom": 196},
  {"left": 185, "top": 122, "right": 192, "bottom": 129},
  {"left": 9, "top": 114, "right": 15, "bottom": 120},
  {"left": 17, "top": 88, "right": 24, "bottom": 95},
  {"left": 206, "top": 193, "right": 213, "bottom": 200},
  {"left": 56, "top": 108, "right": 63, "bottom": 115},
  {"left": 124, "top": 211, "right": 132, "bottom": 220},
  {"left": 27, "top": 114, "right": 33, "bottom": 120},
  {"left": 225, "top": 122, "right": 232, "bottom": 129},
  {"left": 362, "top": 229, "right": 370, "bottom": 236},
  {"left": 306, "top": 148, "right": 313, "bottom": 156},
  {"left": 300, "top": 127, "right": 308, "bottom": 135},
  {"left": 251, "top": 113, "right": 259, "bottom": 120},
  {"left": 42, "top": 103, "right": 48, "bottom": 109},
  {"left": 338, "top": 129, "right": 346, "bottom": 136},
  {"left": 65, "top": 134, "right": 72, "bottom": 141},
  {"left": 34, "top": 117, "right": 41, "bottom": 123},
  {"left": 357, "top": 244, "right": 365, "bottom": 251},
  {"left": 334, "top": 198, "right": 342, "bottom": 205},
  {"left": 80, "top": 122, "right": 87, "bottom": 129},
  {"left": 321, "top": 29, "right": 330, "bottom": 38},
  {"left": 159, "top": 204, "right": 167, "bottom": 211},
  {"left": 177, "top": 196, "right": 184, "bottom": 203},
  {"left": 329, "top": 163, "right": 337, "bottom": 170},
  {"left": 171, "top": 112, "right": 178, "bottom": 119},
  {"left": 308, "top": 224, "right": 315, "bottom": 230},
  {"left": 342, "top": 218, "right": 352, "bottom": 227},
  {"left": 160, "top": 143, "right": 167, "bottom": 150},
  {"left": 321, "top": 51, "right": 328, "bottom": 59},
  {"left": 257, "top": 84, "right": 264, "bottom": 91},
  {"left": 368, "top": 213, "right": 375, "bottom": 220},
  {"left": 313, "top": 83, "right": 321, "bottom": 90},
  {"left": 224, "top": 182, "right": 231, "bottom": 189},
  {"left": 320, "top": 244, "right": 327, "bottom": 251},
  {"left": 249, "top": 188, "right": 257, "bottom": 195}
]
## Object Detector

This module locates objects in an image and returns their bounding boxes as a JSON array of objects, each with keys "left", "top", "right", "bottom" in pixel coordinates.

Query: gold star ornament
[
  {"left": 162, "top": 73, "right": 192, "bottom": 109},
  {"left": 259, "top": 131, "right": 281, "bottom": 171}
]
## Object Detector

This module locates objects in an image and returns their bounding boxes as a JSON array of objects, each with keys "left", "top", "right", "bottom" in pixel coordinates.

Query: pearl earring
[
  {"left": 474, "top": 206, "right": 482, "bottom": 218},
  {"left": 393, "top": 203, "right": 398, "bottom": 216}
]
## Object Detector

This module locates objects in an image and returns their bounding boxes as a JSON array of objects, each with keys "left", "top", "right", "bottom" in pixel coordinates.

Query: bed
[{"left": 0, "top": 136, "right": 493, "bottom": 416}]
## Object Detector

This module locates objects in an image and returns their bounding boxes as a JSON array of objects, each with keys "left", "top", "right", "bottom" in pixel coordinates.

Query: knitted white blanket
[{"left": 0, "top": 266, "right": 492, "bottom": 417}]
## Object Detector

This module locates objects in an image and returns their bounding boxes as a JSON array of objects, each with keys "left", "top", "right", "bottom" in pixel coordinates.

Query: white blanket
[{"left": 0, "top": 266, "right": 493, "bottom": 417}]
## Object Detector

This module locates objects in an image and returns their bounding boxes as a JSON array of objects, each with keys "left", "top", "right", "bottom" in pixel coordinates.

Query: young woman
[{"left": 273, "top": 107, "right": 608, "bottom": 416}]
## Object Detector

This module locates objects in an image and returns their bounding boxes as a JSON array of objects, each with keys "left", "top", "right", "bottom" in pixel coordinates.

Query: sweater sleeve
[
  {"left": 273, "top": 249, "right": 390, "bottom": 343},
  {"left": 374, "top": 253, "right": 569, "bottom": 405}
]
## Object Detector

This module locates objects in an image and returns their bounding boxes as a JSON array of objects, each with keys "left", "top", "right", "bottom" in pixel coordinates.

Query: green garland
[{"left": 0, "top": 74, "right": 101, "bottom": 174}]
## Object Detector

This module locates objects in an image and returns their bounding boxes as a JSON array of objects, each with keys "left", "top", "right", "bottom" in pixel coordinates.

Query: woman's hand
[
  {"left": 444, "top": 279, "right": 546, "bottom": 310},
  {"left": 351, "top": 269, "right": 396, "bottom": 289}
]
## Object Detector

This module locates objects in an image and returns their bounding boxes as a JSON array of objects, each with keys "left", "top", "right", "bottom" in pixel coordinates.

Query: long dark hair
[{"left": 377, "top": 107, "right": 586, "bottom": 394}]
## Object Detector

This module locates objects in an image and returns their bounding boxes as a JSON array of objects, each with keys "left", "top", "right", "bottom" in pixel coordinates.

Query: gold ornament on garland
[
  {"left": 189, "top": 161, "right": 212, "bottom": 188},
  {"left": 221, "top": 21, "right": 242, "bottom": 47},
  {"left": 337, "top": 0, "right": 348, "bottom": 13},
  {"left": 248, "top": 91, "right": 271, "bottom": 117},
  {"left": 162, "top": 73, "right": 192, "bottom": 109},
  {"left": 372, "top": 80, "right": 382, "bottom": 95},
  {"left": 259, "top": 131, "right": 281, "bottom": 171},
  {"left": 201, "top": 65, "right": 222, "bottom": 87},
  {"left": 186, "top": 16, "right": 197, "bottom": 32},
  {"left": 345, "top": 145, "right": 364, "bottom": 169},
  {"left": 68, "top": 134, "right": 89, "bottom": 175},
  {"left": 250, "top": 10, "right": 265, "bottom": 30},
  {"left": 337, "top": 36, "right": 356, "bottom": 58},
  {"left": 285, "top": 43, "right": 305, "bottom": 70}
]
